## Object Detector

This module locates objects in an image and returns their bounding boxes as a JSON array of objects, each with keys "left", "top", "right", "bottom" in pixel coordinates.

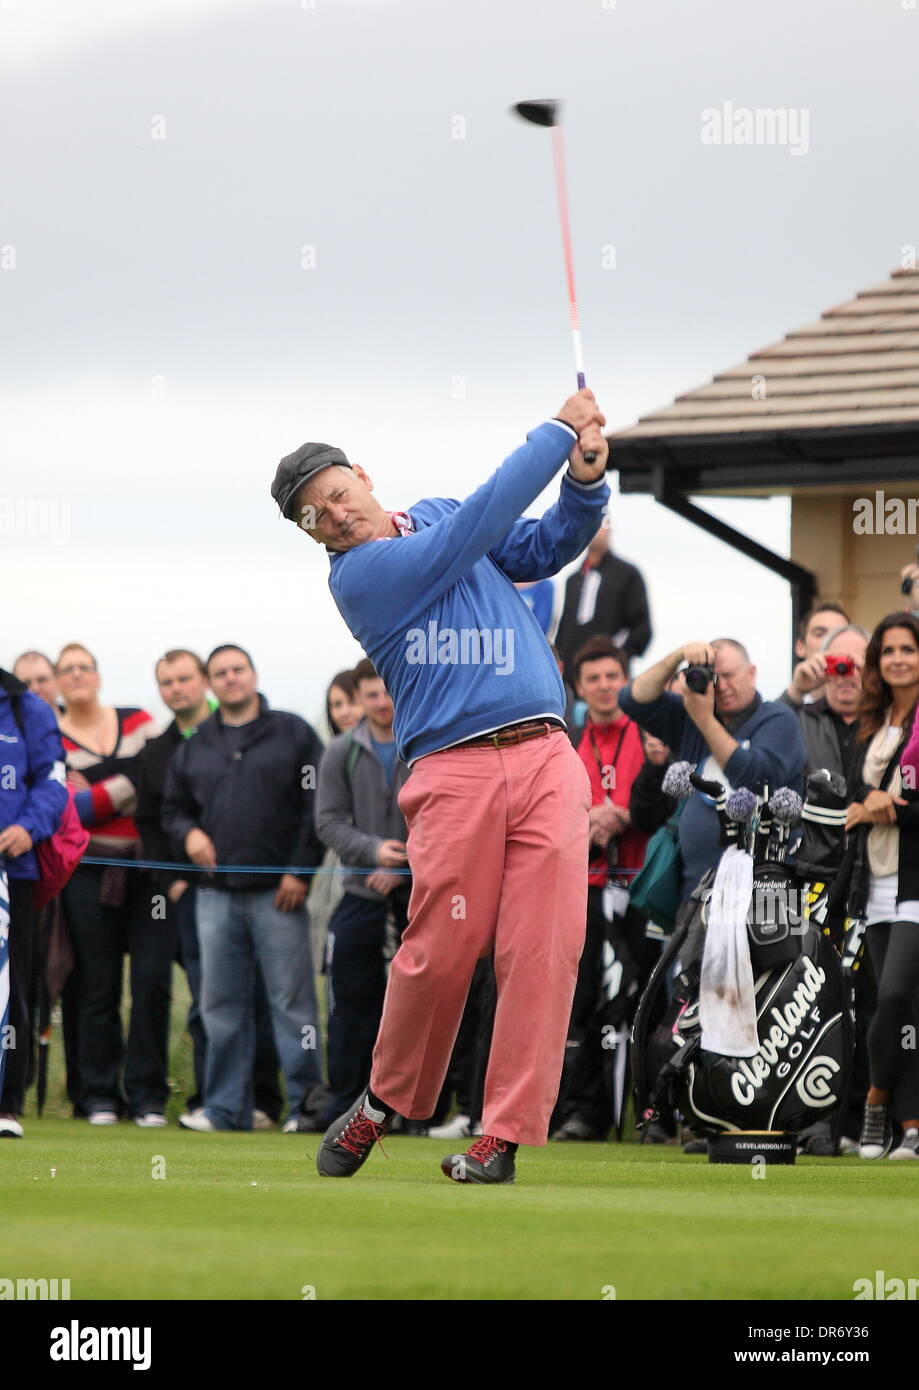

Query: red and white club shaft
[
  {"left": 551, "top": 126, "right": 585, "bottom": 386},
  {"left": 550, "top": 125, "right": 595, "bottom": 461}
]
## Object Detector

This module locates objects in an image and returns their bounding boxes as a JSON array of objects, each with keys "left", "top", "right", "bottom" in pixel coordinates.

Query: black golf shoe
[
  {"left": 551, "top": 1116, "right": 603, "bottom": 1142},
  {"left": 441, "top": 1134, "right": 516, "bottom": 1184},
  {"left": 316, "top": 1093, "right": 391, "bottom": 1177}
]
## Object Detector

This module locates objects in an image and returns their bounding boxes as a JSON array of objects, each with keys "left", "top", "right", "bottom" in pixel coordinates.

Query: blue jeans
[
  {"left": 196, "top": 887, "right": 322, "bottom": 1129},
  {"left": 175, "top": 886, "right": 283, "bottom": 1118}
]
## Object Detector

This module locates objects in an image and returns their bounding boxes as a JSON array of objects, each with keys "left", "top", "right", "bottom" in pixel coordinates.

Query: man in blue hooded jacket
[{"left": 0, "top": 668, "right": 68, "bottom": 1136}]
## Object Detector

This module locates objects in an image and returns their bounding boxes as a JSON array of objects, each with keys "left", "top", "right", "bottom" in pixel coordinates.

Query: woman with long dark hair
[
  {"left": 325, "top": 670, "right": 359, "bottom": 740},
  {"left": 844, "top": 613, "right": 919, "bottom": 1159}
]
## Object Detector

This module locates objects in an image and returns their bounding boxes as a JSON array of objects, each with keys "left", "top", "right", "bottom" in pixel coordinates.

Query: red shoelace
[
  {"left": 338, "top": 1111, "right": 389, "bottom": 1159},
  {"left": 466, "top": 1135, "right": 507, "bottom": 1164}
]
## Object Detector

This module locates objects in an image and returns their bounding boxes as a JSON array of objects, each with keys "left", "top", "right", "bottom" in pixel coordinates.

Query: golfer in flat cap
[{"left": 271, "top": 389, "right": 609, "bottom": 1183}]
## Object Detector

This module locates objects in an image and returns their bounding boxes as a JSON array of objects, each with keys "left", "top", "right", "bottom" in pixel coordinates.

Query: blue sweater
[
  {"left": 0, "top": 686, "right": 68, "bottom": 881},
  {"left": 329, "top": 420, "right": 610, "bottom": 763},
  {"left": 617, "top": 686, "right": 806, "bottom": 897},
  {"left": 517, "top": 579, "right": 555, "bottom": 635}
]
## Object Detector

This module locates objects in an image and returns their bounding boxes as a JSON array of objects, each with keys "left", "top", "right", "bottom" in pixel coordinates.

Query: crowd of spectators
[{"left": 2, "top": 529, "right": 919, "bottom": 1164}]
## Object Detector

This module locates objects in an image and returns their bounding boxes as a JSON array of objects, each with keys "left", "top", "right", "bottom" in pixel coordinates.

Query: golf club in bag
[
  {"left": 795, "top": 769, "right": 869, "bottom": 1151},
  {"left": 632, "top": 768, "right": 853, "bottom": 1143}
]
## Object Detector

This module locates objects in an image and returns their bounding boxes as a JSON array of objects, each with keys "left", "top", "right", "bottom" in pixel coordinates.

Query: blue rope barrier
[
  {"left": 79, "top": 855, "right": 640, "bottom": 877},
  {"left": 80, "top": 857, "right": 412, "bottom": 876}
]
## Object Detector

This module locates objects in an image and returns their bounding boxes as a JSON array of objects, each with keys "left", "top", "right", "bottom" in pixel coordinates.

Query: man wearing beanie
[{"left": 270, "top": 389, "right": 608, "bottom": 1184}]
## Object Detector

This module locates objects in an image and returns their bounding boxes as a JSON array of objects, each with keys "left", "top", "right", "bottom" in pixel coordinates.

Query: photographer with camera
[
  {"left": 779, "top": 625, "right": 869, "bottom": 781},
  {"left": 781, "top": 624, "right": 871, "bottom": 1156},
  {"left": 781, "top": 603, "right": 851, "bottom": 708},
  {"left": 619, "top": 639, "right": 805, "bottom": 901}
]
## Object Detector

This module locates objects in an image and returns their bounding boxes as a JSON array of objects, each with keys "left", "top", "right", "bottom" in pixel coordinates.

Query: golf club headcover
[
  {"left": 690, "top": 770, "right": 724, "bottom": 799},
  {"left": 797, "top": 770, "right": 849, "bottom": 882},
  {"left": 723, "top": 786, "right": 757, "bottom": 853},
  {"left": 662, "top": 761, "right": 694, "bottom": 799},
  {"left": 761, "top": 788, "right": 804, "bottom": 865},
  {"left": 725, "top": 787, "right": 757, "bottom": 825},
  {"left": 768, "top": 788, "right": 803, "bottom": 827},
  {"left": 806, "top": 767, "right": 848, "bottom": 806}
]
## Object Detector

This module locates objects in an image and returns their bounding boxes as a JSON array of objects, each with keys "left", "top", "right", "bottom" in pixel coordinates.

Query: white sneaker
[
  {"left": 0, "top": 1114, "right": 24, "bottom": 1138},
  {"left": 88, "top": 1111, "right": 119, "bottom": 1126},
  {"left": 838, "top": 1136, "right": 860, "bottom": 1155},
  {"left": 427, "top": 1114, "right": 483, "bottom": 1141},
  {"left": 134, "top": 1113, "right": 167, "bottom": 1128},
  {"left": 859, "top": 1101, "right": 893, "bottom": 1159},
  {"left": 281, "top": 1118, "right": 299, "bottom": 1134},
  {"left": 252, "top": 1109, "right": 276, "bottom": 1131},
  {"left": 890, "top": 1127, "right": 919, "bottom": 1159},
  {"left": 179, "top": 1111, "right": 217, "bottom": 1132}
]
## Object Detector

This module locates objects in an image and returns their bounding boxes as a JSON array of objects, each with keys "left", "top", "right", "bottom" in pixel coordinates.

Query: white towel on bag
[{"left": 699, "top": 844, "right": 758, "bottom": 1057}]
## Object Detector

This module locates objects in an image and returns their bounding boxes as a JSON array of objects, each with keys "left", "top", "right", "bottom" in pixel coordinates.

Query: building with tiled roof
[{"left": 609, "top": 266, "right": 919, "bottom": 637}]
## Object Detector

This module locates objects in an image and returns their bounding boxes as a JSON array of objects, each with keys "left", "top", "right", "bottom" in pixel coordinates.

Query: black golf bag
[{"left": 632, "top": 813, "right": 853, "bottom": 1138}]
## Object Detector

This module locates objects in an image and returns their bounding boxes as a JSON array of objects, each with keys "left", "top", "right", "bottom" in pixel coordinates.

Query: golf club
[{"left": 512, "top": 98, "right": 597, "bottom": 463}]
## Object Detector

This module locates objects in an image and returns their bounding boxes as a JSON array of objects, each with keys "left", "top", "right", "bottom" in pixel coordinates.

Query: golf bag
[{"left": 632, "top": 776, "right": 853, "bottom": 1137}]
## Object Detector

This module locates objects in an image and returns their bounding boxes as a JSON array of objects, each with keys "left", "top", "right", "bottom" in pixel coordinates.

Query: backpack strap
[
  {"left": 879, "top": 736, "right": 907, "bottom": 792},
  {"left": 10, "top": 692, "right": 24, "bottom": 737},
  {"left": 344, "top": 734, "right": 362, "bottom": 784}
]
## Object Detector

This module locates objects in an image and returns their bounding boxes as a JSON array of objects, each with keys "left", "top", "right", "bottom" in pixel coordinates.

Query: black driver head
[{"left": 512, "top": 99, "right": 562, "bottom": 128}]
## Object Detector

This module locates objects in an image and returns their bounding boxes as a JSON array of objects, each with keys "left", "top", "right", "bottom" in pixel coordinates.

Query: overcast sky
[{"left": 3, "top": 0, "right": 916, "bottom": 726}]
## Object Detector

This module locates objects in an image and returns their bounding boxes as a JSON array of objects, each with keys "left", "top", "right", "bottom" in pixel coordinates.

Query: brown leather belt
[{"left": 452, "top": 719, "right": 567, "bottom": 751}]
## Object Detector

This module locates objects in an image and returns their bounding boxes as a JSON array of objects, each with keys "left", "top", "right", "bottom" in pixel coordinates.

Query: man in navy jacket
[
  {"left": 619, "top": 638, "right": 806, "bottom": 900},
  {"left": 161, "top": 646, "right": 325, "bottom": 1132},
  {"left": 0, "top": 669, "right": 67, "bottom": 1135}
]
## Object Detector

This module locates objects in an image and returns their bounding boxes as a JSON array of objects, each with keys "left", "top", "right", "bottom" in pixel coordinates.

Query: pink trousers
[{"left": 370, "top": 729, "right": 591, "bottom": 1146}]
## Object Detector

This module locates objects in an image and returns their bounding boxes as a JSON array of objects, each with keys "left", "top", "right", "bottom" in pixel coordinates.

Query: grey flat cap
[{"left": 271, "top": 442, "right": 352, "bottom": 521}]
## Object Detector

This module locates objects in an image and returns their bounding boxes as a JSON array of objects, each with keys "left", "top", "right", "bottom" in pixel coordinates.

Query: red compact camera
[{"left": 824, "top": 654, "right": 857, "bottom": 679}]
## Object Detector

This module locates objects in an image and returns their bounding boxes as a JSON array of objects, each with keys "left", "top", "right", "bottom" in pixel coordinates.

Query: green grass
[
  {"left": 14, "top": 965, "right": 919, "bottom": 1301},
  {"left": 4, "top": 1122, "right": 918, "bottom": 1300}
]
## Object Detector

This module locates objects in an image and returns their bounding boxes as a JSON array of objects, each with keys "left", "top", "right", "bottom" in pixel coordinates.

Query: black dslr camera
[{"left": 683, "top": 663, "right": 718, "bottom": 694}]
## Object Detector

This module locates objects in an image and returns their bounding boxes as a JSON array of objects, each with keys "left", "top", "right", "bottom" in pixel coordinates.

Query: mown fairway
[{"left": 4, "top": 1120, "right": 917, "bottom": 1301}]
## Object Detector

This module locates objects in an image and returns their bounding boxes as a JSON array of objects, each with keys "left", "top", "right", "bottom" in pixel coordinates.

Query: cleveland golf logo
[
  {"left": 50, "top": 1320, "right": 151, "bottom": 1371},
  {"left": 730, "top": 958, "right": 829, "bottom": 1105}
]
